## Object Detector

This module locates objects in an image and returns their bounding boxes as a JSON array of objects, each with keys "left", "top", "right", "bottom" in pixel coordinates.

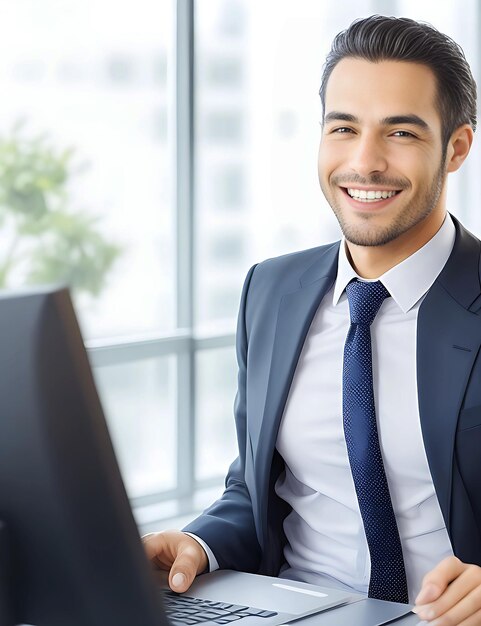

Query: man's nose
[{"left": 348, "top": 134, "right": 388, "bottom": 177}]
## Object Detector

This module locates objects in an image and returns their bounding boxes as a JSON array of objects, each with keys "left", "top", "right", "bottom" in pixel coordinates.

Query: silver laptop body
[{"left": 158, "top": 569, "right": 352, "bottom": 626}]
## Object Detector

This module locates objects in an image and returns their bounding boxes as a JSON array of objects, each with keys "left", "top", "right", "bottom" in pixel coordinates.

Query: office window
[
  {"left": 195, "top": 348, "right": 238, "bottom": 481},
  {"left": 94, "top": 356, "right": 177, "bottom": 498},
  {"left": 0, "top": 0, "right": 178, "bottom": 516},
  {"left": 0, "top": 0, "right": 175, "bottom": 340}
]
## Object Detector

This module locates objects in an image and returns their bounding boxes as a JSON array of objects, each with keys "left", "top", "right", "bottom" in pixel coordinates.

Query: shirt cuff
[{"left": 184, "top": 532, "right": 219, "bottom": 572}]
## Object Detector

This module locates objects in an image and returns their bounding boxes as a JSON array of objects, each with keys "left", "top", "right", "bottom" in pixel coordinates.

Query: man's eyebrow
[
  {"left": 323, "top": 111, "right": 431, "bottom": 131},
  {"left": 381, "top": 115, "right": 430, "bottom": 130},
  {"left": 323, "top": 112, "right": 358, "bottom": 125}
]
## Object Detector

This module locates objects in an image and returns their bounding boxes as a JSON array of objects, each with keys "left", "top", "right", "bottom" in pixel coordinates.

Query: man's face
[{"left": 318, "top": 58, "right": 447, "bottom": 247}]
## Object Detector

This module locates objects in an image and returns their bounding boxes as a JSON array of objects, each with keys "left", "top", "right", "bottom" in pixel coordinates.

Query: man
[{"left": 144, "top": 15, "right": 481, "bottom": 625}]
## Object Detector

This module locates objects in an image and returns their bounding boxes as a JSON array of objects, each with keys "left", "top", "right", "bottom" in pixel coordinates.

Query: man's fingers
[
  {"left": 142, "top": 532, "right": 175, "bottom": 566},
  {"left": 415, "top": 582, "right": 441, "bottom": 605},
  {"left": 415, "top": 556, "right": 466, "bottom": 604},
  {"left": 413, "top": 565, "right": 481, "bottom": 623},
  {"left": 414, "top": 566, "right": 475, "bottom": 620}
]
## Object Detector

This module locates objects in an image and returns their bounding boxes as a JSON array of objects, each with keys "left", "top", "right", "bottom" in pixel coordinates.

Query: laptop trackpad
[{"left": 186, "top": 570, "right": 350, "bottom": 615}]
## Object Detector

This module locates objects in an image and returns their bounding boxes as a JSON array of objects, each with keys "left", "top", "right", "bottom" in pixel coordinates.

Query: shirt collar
[{"left": 332, "top": 213, "right": 456, "bottom": 313}]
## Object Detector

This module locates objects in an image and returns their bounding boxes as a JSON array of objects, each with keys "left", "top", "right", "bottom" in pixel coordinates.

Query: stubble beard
[{"left": 322, "top": 160, "right": 446, "bottom": 247}]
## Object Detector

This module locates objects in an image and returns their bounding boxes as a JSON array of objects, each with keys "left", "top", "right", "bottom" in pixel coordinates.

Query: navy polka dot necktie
[{"left": 343, "top": 279, "right": 409, "bottom": 604}]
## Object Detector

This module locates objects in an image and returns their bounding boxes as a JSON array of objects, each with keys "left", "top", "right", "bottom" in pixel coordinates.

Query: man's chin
[
  {"left": 344, "top": 232, "right": 395, "bottom": 247},
  {"left": 334, "top": 212, "right": 394, "bottom": 247},
  {"left": 339, "top": 221, "right": 407, "bottom": 247},
  {"left": 332, "top": 204, "right": 415, "bottom": 247}
]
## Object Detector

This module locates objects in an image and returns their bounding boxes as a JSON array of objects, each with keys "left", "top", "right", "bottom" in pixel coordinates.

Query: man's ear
[{"left": 446, "top": 124, "right": 474, "bottom": 173}]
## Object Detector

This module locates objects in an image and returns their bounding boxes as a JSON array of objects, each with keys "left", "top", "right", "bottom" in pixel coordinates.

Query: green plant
[{"left": 0, "top": 121, "right": 121, "bottom": 296}]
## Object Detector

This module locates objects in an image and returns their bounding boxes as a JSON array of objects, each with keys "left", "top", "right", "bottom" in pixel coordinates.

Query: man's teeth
[{"left": 347, "top": 188, "right": 399, "bottom": 202}]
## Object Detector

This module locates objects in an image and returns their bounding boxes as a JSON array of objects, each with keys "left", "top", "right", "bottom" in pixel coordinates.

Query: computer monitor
[{"left": 0, "top": 287, "right": 165, "bottom": 626}]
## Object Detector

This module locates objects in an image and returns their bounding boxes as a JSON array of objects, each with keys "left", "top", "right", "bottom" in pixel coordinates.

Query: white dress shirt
[
  {"left": 275, "top": 214, "right": 455, "bottom": 601},
  {"left": 190, "top": 214, "right": 456, "bottom": 602}
]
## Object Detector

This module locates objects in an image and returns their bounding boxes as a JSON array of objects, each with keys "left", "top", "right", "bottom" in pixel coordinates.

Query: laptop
[
  {"left": 0, "top": 286, "right": 351, "bottom": 626},
  {"left": 156, "top": 569, "right": 351, "bottom": 626}
]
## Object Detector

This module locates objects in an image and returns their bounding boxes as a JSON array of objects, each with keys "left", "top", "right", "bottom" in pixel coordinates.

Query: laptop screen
[{"left": 0, "top": 287, "right": 164, "bottom": 626}]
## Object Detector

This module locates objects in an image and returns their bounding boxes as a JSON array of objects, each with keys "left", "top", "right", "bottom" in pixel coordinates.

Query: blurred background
[{"left": 1, "top": 0, "right": 479, "bottom": 532}]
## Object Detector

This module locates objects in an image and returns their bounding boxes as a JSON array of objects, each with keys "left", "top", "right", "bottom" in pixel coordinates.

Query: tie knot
[{"left": 346, "top": 279, "right": 390, "bottom": 326}]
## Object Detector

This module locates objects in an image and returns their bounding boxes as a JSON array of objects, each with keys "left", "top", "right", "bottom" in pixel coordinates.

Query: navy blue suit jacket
[{"left": 184, "top": 214, "right": 481, "bottom": 575}]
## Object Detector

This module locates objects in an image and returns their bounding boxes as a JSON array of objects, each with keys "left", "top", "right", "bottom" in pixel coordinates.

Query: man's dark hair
[{"left": 319, "top": 15, "right": 477, "bottom": 153}]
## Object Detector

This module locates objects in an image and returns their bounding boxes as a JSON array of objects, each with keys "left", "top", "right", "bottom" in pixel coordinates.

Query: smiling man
[
  {"left": 318, "top": 57, "right": 469, "bottom": 278},
  {"left": 144, "top": 16, "right": 481, "bottom": 626}
]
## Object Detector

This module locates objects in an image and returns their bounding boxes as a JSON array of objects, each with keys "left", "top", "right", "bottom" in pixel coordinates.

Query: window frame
[{"left": 87, "top": 0, "right": 236, "bottom": 516}]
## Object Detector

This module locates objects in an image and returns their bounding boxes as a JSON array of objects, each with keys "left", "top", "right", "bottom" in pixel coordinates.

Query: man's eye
[
  {"left": 332, "top": 127, "right": 354, "bottom": 134},
  {"left": 393, "top": 130, "right": 415, "bottom": 138}
]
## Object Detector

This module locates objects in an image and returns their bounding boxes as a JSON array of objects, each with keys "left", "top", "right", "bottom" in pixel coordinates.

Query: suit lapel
[
  {"left": 417, "top": 215, "right": 481, "bottom": 532},
  {"left": 255, "top": 244, "right": 339, "bottom": 533},
  {"left": 417, "top": 284, "right": 481, "bottom": 530}
]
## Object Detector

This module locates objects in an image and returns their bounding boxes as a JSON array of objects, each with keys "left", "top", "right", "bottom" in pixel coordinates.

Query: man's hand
[
  {"left": 413, "top": 556, "right": 481, "bottom": 624},
  {"left": 142, "top": 530, "right": 209, "bottom": 593}
]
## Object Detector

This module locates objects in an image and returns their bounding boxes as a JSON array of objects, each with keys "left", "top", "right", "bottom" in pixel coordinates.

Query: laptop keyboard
[{"left": 163, "top": 590, "right": 278, "bottom": 626}]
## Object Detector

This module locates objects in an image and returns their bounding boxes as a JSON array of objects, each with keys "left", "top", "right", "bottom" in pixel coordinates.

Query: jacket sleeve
[{"left": 182, "top": 263, "right": 262, "bottom": 573}]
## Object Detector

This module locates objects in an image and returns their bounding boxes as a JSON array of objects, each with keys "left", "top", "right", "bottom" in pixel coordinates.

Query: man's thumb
[
  {"left": 169, "top": 551, "right": 199, "bottom": 592},
  {"left": 170, "top": 571, "right": 189, "bottom": 592}
]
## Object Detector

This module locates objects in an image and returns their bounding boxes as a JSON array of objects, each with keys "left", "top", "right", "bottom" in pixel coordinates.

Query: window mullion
[{"left": 175, "top": 0, "right": 196, "bottom": 511}]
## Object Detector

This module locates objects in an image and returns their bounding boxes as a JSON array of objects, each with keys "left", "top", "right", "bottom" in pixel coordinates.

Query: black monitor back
[{"left": 0, "top": 287, "right": 164, "bottom": 626}]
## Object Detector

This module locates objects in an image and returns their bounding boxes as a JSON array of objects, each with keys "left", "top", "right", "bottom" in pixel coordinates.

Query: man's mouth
[{"left": 341, "top": 187, "right": 402, "bottom": 203}]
